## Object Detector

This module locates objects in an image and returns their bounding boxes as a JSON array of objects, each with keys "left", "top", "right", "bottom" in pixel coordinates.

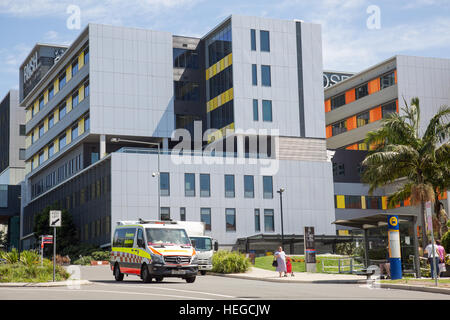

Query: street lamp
[
  {"left": 110, "top": 138, "right": 161, "bottom": 219},
  {"left": 277, "top": 188, "right": 285, "bottom": 248}
]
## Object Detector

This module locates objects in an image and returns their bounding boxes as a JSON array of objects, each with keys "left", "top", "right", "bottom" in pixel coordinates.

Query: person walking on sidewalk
[
  {"left": 274, "top": 247, "right": 287, "bottom": 277},
  {"left": 425, "top": 240, "right": 440, "bottom": 279}
]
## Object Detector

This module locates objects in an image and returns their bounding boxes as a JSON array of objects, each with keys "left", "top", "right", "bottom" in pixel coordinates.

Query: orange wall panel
[
  {"left": 346, "top": 144, "right": 358, "bottom": 150},
  {"left": 396, "top": 99, "right": 399, "bottom": 113},
  {"left": 326, "top": 126, "right": 332, "bottom": 138},
  {"left": 325, "top": 99, "right": 331, "bottom": 113},
  {"left": 345, "top": 89, "right": 355, "bottom": 104},
  {"left": 347, "top": 116, "right": 357, "bottom": 130},
  {"left": 368, "top": 78, "right": 380, "bottom": 94},
  {"left": 370, "top": 106, "right": 382, "bottom": 122},
  {"left": 394, "top": 70, "right": 397, "bottom": 84}
]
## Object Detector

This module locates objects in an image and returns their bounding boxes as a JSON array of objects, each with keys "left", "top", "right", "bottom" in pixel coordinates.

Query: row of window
[
  {"left": 253, "top": 99, "right": 272, "bottom": 122},
  {"left": 326, "top": 100, "right": 398, "bottom": 138},
  {"left": 251, "top": 29, "right": 270, "bottom": 52},
  {"left": 206, "top": 24, "right": 232, "bottom": 67},
  {"left": 29, "top": 113, "right": 90, "bottom": 173},
  {"left": 31, "top": 153, "right": 82, "bottom": 198},
  {"left": 29, "top": 80, "right": 90, "bottom": 146},
  {"left": 28, "top": 46, "right": 89, "bottom": 121},
  {"left": 173, "top": 48, "right": 199, "bottom": 69},
  {"left": 335, "top": 195, "right": 387, "bottom": 210},
  {"left": 325, "top": 70, "right": 396, "bottom": 112},
  {"left": 174, "top": 81, "right": 200, "bottom": 101},
  {"left": 160, "top": 173, "right": 274, "bottom": 199},
  {"left": 159, "top": 207, "right": 275, "bottom": 233},
  {"left": 82, "top": 216, "right": 111, "bottom": 241},
  {"left": 252, "top": 64, "right": 271, "bottom": 87}
]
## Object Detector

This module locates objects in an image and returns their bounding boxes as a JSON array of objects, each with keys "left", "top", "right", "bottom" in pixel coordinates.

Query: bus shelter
[{"left": 332, "top": 212, "right": 421, "bottom": 278}]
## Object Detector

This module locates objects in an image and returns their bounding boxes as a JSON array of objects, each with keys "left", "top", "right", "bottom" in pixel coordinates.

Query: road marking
[
  {"left": 95, "top": 282, "right": 246, "bottom": 299},
  {"left": 0, "top": 287, "right": 211, "bottom": 300}
]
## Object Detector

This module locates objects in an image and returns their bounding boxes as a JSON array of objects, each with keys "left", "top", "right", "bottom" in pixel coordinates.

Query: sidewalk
[
  {"left": 0, "top": 280, "right": 92, "bottom": 287},
  {"left": 212, "top": 267, "right": 368, "bottom": 284}
]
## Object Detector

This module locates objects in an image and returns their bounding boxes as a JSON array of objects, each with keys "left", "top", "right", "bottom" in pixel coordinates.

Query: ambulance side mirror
[
  {"left": 137, "top": 238, "right": 145, "bottom": 248},
  {"left": 191, "top": 239, "right": 196, "bottom": 248},
  {"left": 214, "top": 241, "right": 219, "bottom": 251}
]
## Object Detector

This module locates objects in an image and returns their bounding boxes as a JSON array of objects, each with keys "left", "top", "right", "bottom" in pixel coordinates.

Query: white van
[{"left": 110, "top": 220, "right": 198, "bottom": 283}]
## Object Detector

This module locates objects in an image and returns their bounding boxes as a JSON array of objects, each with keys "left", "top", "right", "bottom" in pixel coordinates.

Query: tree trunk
[{"left": 421, "top": 201, "right": 428, "bottom": 250}]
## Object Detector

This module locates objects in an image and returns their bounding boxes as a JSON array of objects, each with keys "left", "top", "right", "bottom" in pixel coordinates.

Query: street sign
[
  {"left": 304, "top": 226, "right": 316, "bottom": 272},
  {"left": 42, "top": 235, "right": 53, "bottom": 244},
  {"left": 49, "top": 210, "right": 62, "bottom": 227}
]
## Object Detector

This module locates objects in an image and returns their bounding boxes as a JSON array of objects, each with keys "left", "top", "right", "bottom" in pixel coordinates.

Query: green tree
[
  {"left": 33, "top": 202, "right": 79, "bottom": 255},
  {"left": 0, "top": 230, "right": 7, "bottom": 249},
  {"left": 361, "top": 97, "right": 450, "bottom": 250}
]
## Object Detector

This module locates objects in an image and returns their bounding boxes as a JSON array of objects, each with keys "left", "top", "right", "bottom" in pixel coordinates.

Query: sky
[{"left": 0, "top": 0, "right": 449, "bottom": 96}]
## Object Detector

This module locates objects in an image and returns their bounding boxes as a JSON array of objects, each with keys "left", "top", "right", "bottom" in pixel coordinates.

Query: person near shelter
[
  {"left": 425, "top": 240, "right": 440, "bottom": 279},
  {"left": 436, "top": 240, "right": 447, "bottom": 278}
]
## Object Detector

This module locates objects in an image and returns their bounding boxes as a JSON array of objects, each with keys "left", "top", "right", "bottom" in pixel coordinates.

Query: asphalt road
[{"left": 0, "top": 265, "right": 449, "bottom": 300}]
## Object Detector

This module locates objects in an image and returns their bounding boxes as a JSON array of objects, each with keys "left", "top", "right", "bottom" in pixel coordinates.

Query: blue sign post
[{"left": 387, "top": 215, "right": 402, "bottom": 280}]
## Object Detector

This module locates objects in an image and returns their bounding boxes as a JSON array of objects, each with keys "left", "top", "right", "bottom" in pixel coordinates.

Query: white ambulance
[{"left": 110, "top": 220, "right": 198, "bottom": 283}]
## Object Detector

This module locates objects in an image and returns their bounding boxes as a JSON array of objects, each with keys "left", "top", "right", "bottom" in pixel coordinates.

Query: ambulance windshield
[{"left": 146, "top": 228, "right": 191, "bottom": 246}]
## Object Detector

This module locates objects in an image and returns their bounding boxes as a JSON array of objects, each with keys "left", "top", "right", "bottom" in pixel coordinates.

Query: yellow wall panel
[
  {"left": 54, "top": 138, "right": 59, "bottom": 153},
  {"left": 382, "top": 196, "right": 388, "bottom": 210},
  {"left": 361, "top": 196, "right": 366, "bottom": 209},
  {"left": 25, "top": 135, "right": 31, "bottom": 148},
  {"left": 336, "top": 195, "right": 345, "bottom": 209},
  {"left": 34, "top": 127, "right": 39, "bottom": 141},
  {"left": 54, "top": 109, "right": 59, "bottom": 123},
  {"left": 79, "top": 86, "right": 84, "bottom": 102},
  {"left": 66, "top": 97, "right": 72, "bottom": 112},
  {"left": 43, "top": 147, "right": 49, "bottom": 161},
  {"left": 34, "top": 100, "right": 39, "bottom": 114},
  {"left": 79, "top": 52, "right": 84, "bottom": 69},
  {"left": 25, "top": 161, "right": 31, "bottom": 174},
  {"left": 54, "top": 79, "right": 59, "bottom": 94},
  {"left": 66, "top": 129, "right": 72, "bottom": 144},
  {"left": 26, "top": 109, "right": 32, "bottom": 122},
  {"left": 79, "top": 118, "right": 85, "bottom": 135},
  {"left": 44, "top": 118, "right": 49, "bottom": 132},
  {"left": 66, "top": 65, "right": 72, "bottom": 82}
]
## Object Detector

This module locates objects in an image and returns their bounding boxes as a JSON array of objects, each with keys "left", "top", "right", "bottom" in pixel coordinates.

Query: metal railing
[{"left": 321, "top": 256, "right": 365, "bottom": 274}]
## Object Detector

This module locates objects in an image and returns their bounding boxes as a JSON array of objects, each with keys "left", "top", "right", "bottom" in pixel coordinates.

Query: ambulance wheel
[
  {"left": 141, "top": 264, "right": 152, "bottom": 283},
  {"left": 200, "top": 270, "right": 207, "bottom": 275},
  {"left": 114, "top": 264, "right": 124, "bottom": 281},
  {"left": 186, "top": 276, "right": 196, "bottom": 283},
  {"left": 155, "top": 276, "right": 163, "bottom": 282}
]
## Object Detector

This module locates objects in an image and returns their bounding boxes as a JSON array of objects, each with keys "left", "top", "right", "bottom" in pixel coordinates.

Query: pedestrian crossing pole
[{"left": 49, "top": 210, "right": 62, "bottom": 282}]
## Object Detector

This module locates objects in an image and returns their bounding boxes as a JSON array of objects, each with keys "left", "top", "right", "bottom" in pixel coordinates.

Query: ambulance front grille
[{"left": 164, "top": 256, "right": 191, "bottom": 264}]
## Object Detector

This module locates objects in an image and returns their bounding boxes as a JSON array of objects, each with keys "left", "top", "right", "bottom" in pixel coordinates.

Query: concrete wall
[
  {"left": 110, "top": 152, "right": 336, "bottom": 246},
  {"left": 89, "top": 24, "right": 175, "bottom": 138}
]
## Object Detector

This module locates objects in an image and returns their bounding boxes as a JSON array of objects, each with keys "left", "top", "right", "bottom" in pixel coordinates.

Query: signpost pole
[
  {"left": 53, "top": 226, "right": 56, "bottom": 282},
  {"left": 304, "top": 227, "right": 316, "bottom": 273}
]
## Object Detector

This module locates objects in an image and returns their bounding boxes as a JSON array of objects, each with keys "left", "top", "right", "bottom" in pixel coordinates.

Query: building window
[
  {"left": 72, "top": 60, "right": 78, "bottom": 77},
  {"left": 59, "top": 133, "right": 67, "bottom": 150},
  {"left": 180, "top": 207, "right": 186, "bottom": 221},
  {"left": 200, "top": 174, "right": 211, "bottom": 197},
  {"left": 357, "top": 111, "right": 370, "bottom": 127},
  {"left": 71, "top": 124, "right": 78, "bottom": 141},
  {"left": 39, "top": 96, "right": 44, "bottom": 110},
  {"left": 0, "top": 185, "right": 7, "bottom": 208},
  {"left": 252, "top": 99, "right": 258, "bottom": 121},
  {"left": 225, "top": 174, "right": 235, "bottom": 198},
  {"left": 331, "top": 120, "right": 347, "bottom": 136},
  {"left": 173, "top": 48, "right": 199, "bottom": 69},
  {"left": 255, "top": 209, "right": 261, "bottom": 232},
  {"left": 331, "top": 94, "right": 345, "bottom": 110},
  {"left": 201, "top": 208, "right": 211, "bottom": 231},
  {"left": 244, "top": 175, "right": 254, "bottom": 198},
  {"left": 366, "top": 196, "right": 382, "bottom": 209},
  {"left": 332, "top": 162, "right": 345, "bottom": 176},
  {"left": 252, "top": 64, "right": 257, "bottom": 86},
  {"left": 84, "top": 114, "right": 90, "bottom": 132},
  {"left": 19, "top": 125, "right": 26, "bottom": 136},
  {"left": 250, "top": 29, "right": 256, "bottom": 51},
  {"left": 39, "top": 124, "right": 44, "bottom": 138},
  {"left": 345, "top": 195, "right": 362, "bottom": 209},
  {"left": 261, "top": 65, "right": 271, "bottom": 87},
  {"left": 59, "top": 73, "right": 66, "bottom": 90},
  {"left": 160, "top": 207, "right": 170, "bottom": 221},
  {"left": 84, "top": 47, "right": 89, "bottom": 65},
  {"left": 19, "top": 148, "right": 26, "bottom": 160},
  {"left": 84, "top": 81, "right": 90, "bottom": 98},
  {"left": 225, "top": 208, "right": 236, "bottom": 232},
  {"left": 31, "top": 131, "right": 35, "bottom": 144},
  {"left": 264, "top": 209, "right": 274, "bottom": 232},
  {"left": 260, "top": 30, "right": 270, "bottom": 52},
  {"left": 382, "top": 101, "right": 397, "bottom": 118},
  {"left": 355, "top": 83, "right": 368, "bottom": 100},
  {"left": 48, "top": 114, "right": 54, "bottom": 129},
  {"left": 185, "top": 173, "right": 195, "bottom": 197},
  {"left": 49, "top": 143, "right": 54, "bottom": 158},
  {"left": 174, "top": 81, "right": 200, "bottom": 101},
  {"left": 263, "top": 176, "right": 273, "bottom": 199},
  {"left": 160, "top": 172, "right": 170, "bottom": 196},
  {"left": 72, "top": 91, "right": 79, "bottom": 108},
  {"left": 59, "top": 103, "right": 67, "bottom": 120},
  {"left": 48, "top": 85, "right": 54, "bottom": 100},
  {"left": 262, "top": 100, "right": 272, "bottom": 122},
  {"left": 381, "top": 71, "right": 395, "bottom": 89},
  {"left": 39, "top": 151, "right": 44, "bottom": 165}
]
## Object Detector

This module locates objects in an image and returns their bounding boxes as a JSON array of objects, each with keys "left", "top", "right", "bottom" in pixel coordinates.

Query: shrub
[
  {"left": 1, "top": 248, "right": 19, "bottom": 264},
  {"left": 441, "top": 231, "right": 450, "bottom": 253},
  {"left": 73, "top": 256, "right": 94, "bottom": 265},
  {"left": 91, "top": 251, "right": 110, "bottom": 261},
  {"left": 212, "top": 250, "right": 250, "bottom": 274},
  {"left": 55, "top": 255, "right": 71, "bottom": 265},
  {"left": 20, "top": 250, "right": 40, "bottom": 267},
  {"left": 0, "top": 261, "right": 70, "bottom": 283}
]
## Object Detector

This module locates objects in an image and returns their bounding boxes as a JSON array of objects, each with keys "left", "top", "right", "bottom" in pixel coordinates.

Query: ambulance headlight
[
  {"left": 191, "top": 254, "right": 198, "bottom": 265},
  {"left": 151, "top": 254, "right": 164, "bottom": 265}
]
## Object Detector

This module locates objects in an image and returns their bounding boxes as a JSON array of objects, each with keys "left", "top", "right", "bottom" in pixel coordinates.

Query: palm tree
[{"left": 361, "top": 97, "right": 450, "bottom": 250}]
